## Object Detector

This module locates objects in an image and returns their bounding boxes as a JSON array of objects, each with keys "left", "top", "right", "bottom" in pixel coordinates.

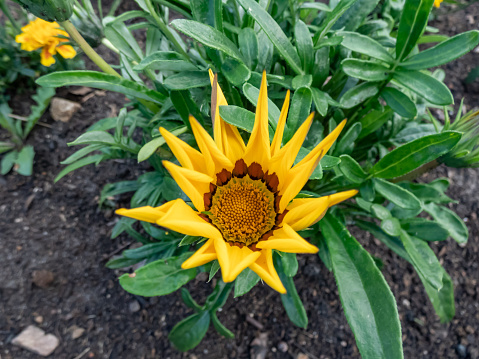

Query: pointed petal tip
[{"left": 115, "top": 208, "right": 127, "bottom": 215}]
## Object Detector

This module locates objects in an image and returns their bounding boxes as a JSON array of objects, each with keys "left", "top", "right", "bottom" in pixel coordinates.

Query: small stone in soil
[
  {"left": 278, "top": 341, "right": 288, "bottom": 352},
  {"left": 12, "top": 325, "right": 59, "bottom": 357},
  {"left": 297, "top": 353, "right": 309, "bottom": 359},
  {"left": 129, "top": 300, "right": 141, "bottom": 313},
  {"left": 68, "top": 325, "right": 85, "bottom": 339},
  {"left": 50, "top": 97, "right": 81, "bottom": 123},
  {"left": 32, "top": 270, "right": 54, "bottom": 288},
  {"left": 456, "top": 344, "right": 467, "bottom": 358}
]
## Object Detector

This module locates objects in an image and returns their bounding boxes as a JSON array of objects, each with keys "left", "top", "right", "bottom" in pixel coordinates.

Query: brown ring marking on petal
[
  {"left": 232, "top": 159, "right": 248, "bottom": 178},
  {"left": 216, "top": 169, "right": 232, "bottom": 186},
  {"left": 198, "top": 213, "right": 212, "bottom": 223},
  {"left": 204, "top": 192, "right": 213, "bottom": 211},
  {"left": 247, "top": 162, "right": 264, "bottom": 180},
  {"left": 264, "top": 171, "right": 279, "bottom": 193},
  {"left": 275, "top": 210, "right": 288, "bottom": 226}
]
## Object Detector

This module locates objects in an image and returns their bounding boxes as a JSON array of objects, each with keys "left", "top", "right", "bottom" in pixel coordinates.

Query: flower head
[
  {"left": 117, "top": 71, "right": 357, "bottom": 293},
  {"left": 434, "top": 0, "right": 443, "bottom": 8},
  {"left": 15, "top": 18, "right": 76, "bottom": 67}
]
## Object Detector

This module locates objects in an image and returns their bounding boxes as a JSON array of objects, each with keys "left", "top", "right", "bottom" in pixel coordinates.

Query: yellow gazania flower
[
  {"left": 15, "top": 18, "right": 76, "bottom": 67},
  {"left": 117, "top": 71, "right": 357, "bottom": 293},
  {"left": 434, "top": 0, "right": 443, "bottom": 7}
]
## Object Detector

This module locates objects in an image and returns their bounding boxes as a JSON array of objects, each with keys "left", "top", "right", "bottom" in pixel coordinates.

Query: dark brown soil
[{"left": 1, "top": 3, "right": 479, "bottom": 359}]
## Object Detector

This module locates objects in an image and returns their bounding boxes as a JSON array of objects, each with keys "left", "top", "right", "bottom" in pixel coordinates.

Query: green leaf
[
  {"left": 219, "top": 105, "right": 255, "bottom": 133},
  {"left": 171, "top": 19, "right": 244, "bottom": 63},
  {"left": 1, "top": 150, "right": 18, "bottom": 175},
  {"left": 311, "top": 88, "right": 328, "bottom": 116},
  {"left": 399, "top": 230, "right": 443, "bottom": 290},
  {"left": 371, "top": 204, "right": 392, "bottom": 220},
  {"left": 211, "top": 312, "right": 234, "bottom": 338},
  {"left": 393, "top": 70, "right": 453, "bottom": 106},
  {"left": 55, "top": 154, "right": 104, "bottom": 182},
  {"left": 138, "top": 127, "right": 187, "bottom": 162},
  {"left": 164, "top": 71, "right": 211, "bottom": 90},
  {"left": 333, "top": 0, "right": 380, "bottom": 32},
  {"left": 373, "top": 178, "right": 422, "bottom": 210},
  {"left": 239, "top": 28, "right": 259, "bottom": 70},
  {"left": 24, "top": 86, "right": 56, "bottom": 138},
  {"left": 313, "top": 0, "right": 358, "bottom": 45},
  {"left": 342, "top": 59, "right": 390, "bottom": 82},
  {"left": 242, "top": 83, "right": 281, "bottom": 128},
  {"left": 133, "top": 51, "right": 197, "bottom": 71},
  {"left": 36, "top": 71, "right": 166, "bottom": 104},
  {"left": 234, "top": 268, "right": 260, "bottom": 298},
  {"left": 281, "top": 253, "right": 298, "bottom": 277},
  {"left": 0, "top": 142, "right": 15, "bottom": 154},
  {"left": 358, "top": 107, "right": 394, "bottom": 139},
  {"left": 179, "top": 235, "right": 202, "bottom": 246},
  {"left": 339, "top": 31, "right": 394, "bottom": 63},
  {"left": 334, "top": 122, "right": 361, "bottom": 156},
  {"left": 69, "top": 131, "right": 116, "bottom": 147},
  {"left": 340, "top": 82, "right": 379, "bottom": 109},
  {"left": 321, "top": 155, "right": 341, "bottom": 169},
  {"left": 237, "top": 0, "right": 304, "bottom": 75},
  {"left": 181, "top": 288, "right": 202, "bottom": 312},
  {"left": 338, "top": 154, "right": 367, "bottom": 183},
  {"left": 119, "top": 253, "right": 196, "bottom": 296},
  {"left": 105, "top": 256, "right": 142, "bottom": 269},
  {"left": 381, "top": 87, "right": 417, "bottom": 118},
  {"left": 401, "top": 30, "right": 479, "bottom": 70},
  {"left": 292, "top": 75, "right": 312, "bottom": 90},
  {"left": 221, "top": 57, "right": 251, "bottom": 87},
  {"left": 209, "top": 260, "right": 220, "bottom": 281},
  {"left": 104, "top": 21, "right": 143, "bottom": 62},
  {"left": 275, "top": 254, "right": 308, "bottom": 329},
  {"left": 284, "top": 87, "right": 312, "bottom": 142},
  {"left": 424, "top": 203, "right": 468, "bottom": 244},
  {"left": 320, "top": 214, "right": 403, "bottom": 359},
  {"left": 381, "top": 217, "right": 402, "bottom": 236},
  {"left": 294, "top": 20, "right": 314, "bottom": 73},
  {"left": 419, "top": 268, "right": 455, "bottom": 323},
  {"left": 123, "top": 242, "right": 173, "bottom": 259},
  {"left": 400, "top": 218, "right": 449, "bottom": 242},
  {"left": 396, "top": 0, "right": 434, "bottom": 60},
  {"left": 169, "top": 311, "right": 210, "bottom": 352},
  {"left": 15, "top": 145, "right": 34, "bottom": 176},
  {"left": 372, "top": 131, "right": 461, "bottom": 179}
]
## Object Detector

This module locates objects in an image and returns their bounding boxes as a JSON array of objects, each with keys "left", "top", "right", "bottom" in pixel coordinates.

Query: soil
[{"left": 1, "top": 3, "right": 479, "bottom": 359}]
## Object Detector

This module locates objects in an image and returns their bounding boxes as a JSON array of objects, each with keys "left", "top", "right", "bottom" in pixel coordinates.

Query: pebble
[
  {"left": 129, "top": 300, "right": 141, "bottom": 313},
  {"left": 12, "top": 325, "right": 59, "bottom": 357},
  {"left": 50, "top": 97, "right": 81, "bottom": 122},
  {"left": 297, "top": 353, "right": 309, "bottom": 359},
  {"left": 278, "top": 341, "right": 288, "bottom": 352},
  {"left": 70, "top": 326, "right": 85, "bottom": 340},
  {"left": 34, "top": 316, "right": 44, "bottom": 324},
  {"left": 32, "top": 270, "right": 54, "bottom": 288},
  {"left": 456, "top": 344, "right": 467, "bottom": 358}
]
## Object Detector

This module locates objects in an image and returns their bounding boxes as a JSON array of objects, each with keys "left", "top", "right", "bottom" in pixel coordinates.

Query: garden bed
[{"left": 1, "top": 3, "right": 479, "bottom": 359}]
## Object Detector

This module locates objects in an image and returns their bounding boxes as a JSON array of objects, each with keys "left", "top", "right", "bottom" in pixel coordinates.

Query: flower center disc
[{"left": 209, "top": 175, "right": 276, "bottom": 246}]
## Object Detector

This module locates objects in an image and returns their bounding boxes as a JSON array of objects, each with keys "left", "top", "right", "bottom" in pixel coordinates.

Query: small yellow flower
[
  {"left": 434, "top": 0, "right": 443, "bottom": 8},
  {"left": 15, "top": 18, "right": 76, "bottom": 67},
  {"left": 117, "top": 71, "right": 357, "bottom": 293}
]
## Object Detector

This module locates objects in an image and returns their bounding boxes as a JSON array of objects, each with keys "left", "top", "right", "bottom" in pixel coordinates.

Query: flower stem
[{"left": 59, "top": 20, "right": 121, "bottom": 78}]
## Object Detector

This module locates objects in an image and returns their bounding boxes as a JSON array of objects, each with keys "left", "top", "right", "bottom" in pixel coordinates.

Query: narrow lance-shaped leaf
[
  {"left": 339, "top": 31, "right": 394, "bottom": 63},
  {"left": 371, "top": 131, "right": 461, "bottom": 179},
  {"left": 168, "top": 311, "right": 210, "bottom": 352},
  {"left": 396, "top": 0, "right": 434, "bottom": 60},
  {"left": 373, "top": 178, "right": 422, "bottom": 210},
  {"left": 381, "top": 87, "right": 417, "bottom": 119},
  {"left": 320, "top": 214, "right": 403, "bottom": 359},
  {"left": 36, "top": 71, "right": 166, "bottom": 104},
  {"left": 424, "top": 203, "right": 468, "bottom": 244},
  {"left": 237, "top": 0, "right": 304, "bottom": 75},
  {"left": 342, "top": 59, "right": 390, "bottom": 82},
  {"left": 171, "top": 19, "right": 245, "bottom": 63}
]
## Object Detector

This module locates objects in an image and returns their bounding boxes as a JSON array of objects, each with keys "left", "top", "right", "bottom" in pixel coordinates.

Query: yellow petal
[
  {"left": 189, "top": 115, "right": 233, "bottom": 176},
  {"left": 249, "top": 249, "right": 286, "bottom": 293},
  {"left": 209, "top": 70, "right": 246, "bottom": 163},
  {"left": 328, "top": 189, "right": 359, "bottom": 207},
  {"left": 56, "top": 44, "right": 76, "bottom": 59},
  {"left": 115, "top": 206, "right": 165, "bottom": 223},
  {"left": 157, "top": 199, "right": 223, "bottom": 240},
  {"left": 283, "top": 196, "right": 330, "bottom": 231},
  {"left": 162, "top": 160, "right": 213, "bottom": 212},
  {"left": 214, "top": 238, "right": 261, "bottom": 282},
  {"left": 270, "top": 90, "right": 291, "bottom": 156},
  {"left": 40, "top": 46, "right": 56, "bottom": 67},
  {"left": 243, "top": 71, "right": 271, "bottom": 166},
  {"left": 256, "top": 224, "right": 318, "bottom": 253},
  {"left": 269, "top": 112, "right": 315, "bottom": 191},
  {"left": 182, "top": 238, "right": 217, "bottom": 269},
  {"left": 279, "top": 119, "right": 347, "bottom": 211},
  {"left": 159, "top": 127, "right": 207, "bottom": 173}
]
